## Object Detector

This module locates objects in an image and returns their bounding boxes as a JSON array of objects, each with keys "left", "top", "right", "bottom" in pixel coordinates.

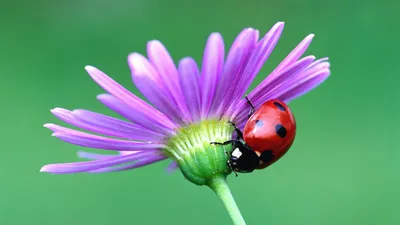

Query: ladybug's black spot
[
  {"left": 275, "top": 124, "right": 287, "bottom": 138},
  {"left": 260, "top": 150, "right": 274, "bottom": 162},
  {"left": 255, "top": 120, "right": 264, "bottom": 127},
  {"left": 273, "top": 101, "right": 286, "bottom": 111}
]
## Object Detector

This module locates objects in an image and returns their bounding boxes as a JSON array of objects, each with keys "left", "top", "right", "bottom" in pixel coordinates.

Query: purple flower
[
  {"left": 41, "top": 22, "right": 330, "bottom": 175},
  {"left": 42, "top": 21, "right": 330, "bottom": 225}
]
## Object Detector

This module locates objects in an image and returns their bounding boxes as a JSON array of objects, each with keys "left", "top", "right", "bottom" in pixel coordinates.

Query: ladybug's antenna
[{"left": 245, "top": 95, "right": 255, "bottom": 118}]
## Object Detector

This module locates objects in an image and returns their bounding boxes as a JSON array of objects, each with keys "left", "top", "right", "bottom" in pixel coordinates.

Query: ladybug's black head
[{"left": 228, "top": 145, "right": 259, "bottom": 173}]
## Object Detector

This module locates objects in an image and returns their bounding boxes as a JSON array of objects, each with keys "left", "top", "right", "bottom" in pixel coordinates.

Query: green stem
[{"left": 207, "top": 176, "right": 247, "bottom": 225}]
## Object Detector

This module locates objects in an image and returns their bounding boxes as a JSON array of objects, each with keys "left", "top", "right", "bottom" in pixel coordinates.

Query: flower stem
[{"left": 207, "top": 176, "right": 247, "bottom": 225}]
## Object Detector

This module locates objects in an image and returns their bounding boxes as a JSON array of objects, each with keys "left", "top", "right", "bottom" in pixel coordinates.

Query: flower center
[{"left": 164, "top": 119, "right": 234, "bottom": 185}]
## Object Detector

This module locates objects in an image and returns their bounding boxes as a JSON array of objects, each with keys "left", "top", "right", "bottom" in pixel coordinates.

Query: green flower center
[{"left": 164, "top": 119, "right": 234, "bottom": 185}]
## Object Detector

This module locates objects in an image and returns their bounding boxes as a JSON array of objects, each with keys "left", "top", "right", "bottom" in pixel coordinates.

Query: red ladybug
[{"left": 211, "top": 97, "right": 296, "bottom": 174}]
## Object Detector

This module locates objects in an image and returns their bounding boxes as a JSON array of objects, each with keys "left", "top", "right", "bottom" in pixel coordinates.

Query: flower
[{"left": 41, "top": 22, "right": 330, "bottom": 225}]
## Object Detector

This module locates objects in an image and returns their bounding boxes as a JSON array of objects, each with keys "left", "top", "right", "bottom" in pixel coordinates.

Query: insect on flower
[
  {"left": 41, "top": 22, "right": 330, "bottom": 225},
  {"left": 211, "top": 98, "right": 296, "bottom": 175}
]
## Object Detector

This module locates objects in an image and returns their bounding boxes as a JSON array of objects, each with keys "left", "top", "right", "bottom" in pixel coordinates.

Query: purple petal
[
  {"left": 279, "top": 69, "right": 330, "bottom": 102},
  {"left": 303, "top": 57, "right": 329, "bottom": 69},
  {"left": 128, "top": 53, "right": 189, "bottom": 124},
  {"left": 44, "top": 124, "right": 165, "bottom": 151},
  {"left": 178, "top": 57, "right": 202, "bottom": 123},
  {"left": 200, "top": 33, "right": 225, "bottom": 119},
  {"left": 232, "top": 56, "right": 316, "bottom": 119},
  {"left": 243, "top": 34, "right": 315, "bottom": 105},
  {"left": 226, "top": 22, "right": 284, "bottom": 113},
  {"left": 40, "top": 151, "right": 160, "bottom": 174},
  {"left": 72, "top": 109, "right": 164, "bottom": 138},
  {"left": 146, "top": 41, "right": 191, "bottom": 123},
  {"left": 96, "top": 94, "right": 176, "bottom": 136},
  {"left": 77, "top": 151, "right": 118, "bottom": 160},
  {"left": 53, "top": 132, "right": 164, "bottom": 151},
  {"left": 85, "top": 66, "right": 177, "bottom": 132},
  {"left": 50, "top": 108, "right": 164, "bottom": 141},
  {"left": 87, "top": 154, "right": 166, "bottom": 173},
  {"left": 271, "top": 34, "right": 315, "bottom": 74},
  {"left": 272, "top": 59, "right": 330, "bottom": 101},
  {"left": 246, "top": 55, "right": 316, "bottom": 106},
  {"left": 212, "top": 28, "right": 259, "bottom": 117},
  {"left": 233, "top": 57, "right": 330, "bottom": 124}
]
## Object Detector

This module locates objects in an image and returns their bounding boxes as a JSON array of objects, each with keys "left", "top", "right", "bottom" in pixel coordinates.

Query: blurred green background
[{"left": 1, "top": 0, "right": 398, "bottom": 224}]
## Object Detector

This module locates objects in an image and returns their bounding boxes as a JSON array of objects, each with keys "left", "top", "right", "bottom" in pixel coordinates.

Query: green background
[{"left": 1, "top": 0, "right": 398, "bottom": 225}]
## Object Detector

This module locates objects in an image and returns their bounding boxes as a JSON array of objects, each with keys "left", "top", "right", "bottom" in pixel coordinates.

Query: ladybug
[{"left": 211, "top": 97, "right": 296, "bottom": 175}]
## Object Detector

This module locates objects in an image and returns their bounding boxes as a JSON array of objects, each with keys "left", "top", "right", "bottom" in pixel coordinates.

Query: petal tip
[
  {"left": 52, "top": 132, "right": 62, "bottom": 137},
  {"left": 43, "top": 123, "right": 59, "bottom": 132},
  {"left": 180, "top": 56, "right": 196, "bottom": 64},
  {"left": 149, "top": 39, "right": 160, "bottom": 43},
  {"left": 302, "top": 34, "right": 315, "bottom": 46},
  {"left": 84, "top": 65, "right": 96, "bottom": 72},
  {"left": 96, "top": 93, "right": 109, "bottom": 100},
  {"left": 40, "top": 165, "right": 50, "bottom": 172},
  {"left": 147, "top": 39, "right": 162, "bottom": 45},
  {"left": 40, "top": 165, "right": 59, "bottom": 173},
  {"left": 210, "top": 32, "right": 223, "bottom": 37},
  {"left": 127, "top": 53, "right": 152, "bottom": 76},
  {"left": 147, "top": 40, "right": 166, "bottom": 52},
  {"left": 308, "top": 55, "right": 316, "bottom": 61},
  {"left": 85, "top": 65, "right": 102, "bottom": 78},
  {"left": 127, "top": 52, "right": 141, "bottom": 62},
  {"left": 50, "top": 107, "right": 67, "bottom": 114},
  {"left": 243, "top": 27, "right": 255, "bottom": 32},
  {"left": 208, "top": 32, "right": 224, "bottom": 43},
  {"left": 275, "top": 21, "right": 285, "bottom": 28},
  {"left": 306, "top": 34, "right": 315, "bottom": 41}
]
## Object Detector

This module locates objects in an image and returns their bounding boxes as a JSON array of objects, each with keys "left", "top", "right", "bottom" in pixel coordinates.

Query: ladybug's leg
[
  {"left": 224, "top": 151, "right": 238, "bottom": 177},
  {"left": 228, "top": 121, "right": 243, "bottom": 139},
  {"left": 210, "top": 139, "right": 240, "bottom": 156},
  {"left": 211, "top": 140, "right": 239, "bottom": 177},
  {"left": 224, "top": 143, "right": 239, "bottom": 177},
  {"left": 245, "top": 95, "right": 255, "bottom": 118},
  {"left": 210, "top": 140, "right": 240, "bottom": 146},
  {"left": 229, "top": 164, "right": 238, "bottom": 177}
]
